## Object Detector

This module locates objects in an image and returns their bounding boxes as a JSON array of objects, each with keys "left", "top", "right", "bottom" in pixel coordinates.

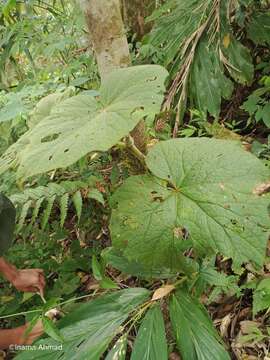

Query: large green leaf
[
  {"left": 0, "top": 193, "right": 16, "bottom": 256},
  {"left": 14, "top": 288, "right": 150, "bottom": 360},
  {"left": 170, "top": 289, "right": 230, "bottom": 360},
  {"left": 0, "top": 65, "right": 167, "bottom": 179},
  {"left": 131, "top": 305, "right": 168, "bottom": 360},
  {"left": 110, "top": 139, "right": 270, "bottom": 272},
  {"left": 102, "top": 247, "right": 198, "bottom": 279},
  {"left": 28, "top": 88, "right": 75, "bottom": 129}
]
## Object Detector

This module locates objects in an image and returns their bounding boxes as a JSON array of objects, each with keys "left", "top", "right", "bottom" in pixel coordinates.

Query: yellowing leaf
[
  {"left": 223, "top": 34, "right": 231, "bottom": 48},
  {"left": 151, "top": 284, "right": 175, "bottom": 301}
]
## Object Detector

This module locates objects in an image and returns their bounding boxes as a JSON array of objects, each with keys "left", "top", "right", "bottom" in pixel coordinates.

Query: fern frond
[
  {"left": 41, "top": 195, "right": 56, "bottom": 230},
  {"left": 31, "top": 197, "right": 44, "bottom": 225},
  {"left": 60, "top": 193, "right": 69, "bottom": 228},
  {"left": 72, "top": 190, "right": 83, "bottom": 222},
  {"left": 10, "top": 177, "right": 103, "bottom": 230},
  {"left": 17, "top": 200, "right": 32, "bottom": 232}
]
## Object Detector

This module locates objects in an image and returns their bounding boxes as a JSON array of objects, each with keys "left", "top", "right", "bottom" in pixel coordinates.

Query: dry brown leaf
[
  {"left": 240, "top": 320, "right": 260, "bottom": 335},
  {"left": 151, "top": 284, "right": 175, "bottom": 301},
  {"left": 45, "top": 308, "right": 61, "bottom": 321},
  {"left": 220, "top": 313, "right": 232, "bottom": 338}
]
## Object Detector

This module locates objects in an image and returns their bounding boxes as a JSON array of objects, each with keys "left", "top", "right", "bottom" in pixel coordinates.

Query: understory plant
[
  {"left": 143, "top": 0, "right": 270, "bottom": 135},
  {"left": 0, "top": 64, "right": 268, "bottom": 359}
]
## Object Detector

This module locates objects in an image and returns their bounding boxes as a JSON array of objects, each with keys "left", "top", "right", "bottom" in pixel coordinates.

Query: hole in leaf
[
  {"left": 64, "top": 149, "right": 69, "bottom": 153},
  {"left": 131, "top": 106, "right": 145, "bottom": 115},
  {"left": 41, "top": 133, "right": 60, "bottom": 143},
  {"left": 173, "top": 227, "right": 189, "bottom": 240},
  {"left": 49, "top": 155, "right": 53, "bottom": 161},
  {"left": 151, "top": 193, "right": 164, "bottom": 202},
  {"left": 146, "top": 76, "right": 157, "bottom": 82}
]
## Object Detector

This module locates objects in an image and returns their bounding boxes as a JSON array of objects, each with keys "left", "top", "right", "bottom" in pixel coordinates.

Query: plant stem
[{"left": 125, "top": 135, "right": 147, "bottom": 170}]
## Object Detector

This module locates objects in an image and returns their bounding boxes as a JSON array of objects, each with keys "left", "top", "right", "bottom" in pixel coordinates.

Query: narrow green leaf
[
  {"left": 170, "top": 290, "right": 230, "bottom": 360},
  {"left": 92, "top": 255, "right": 103, "bottom": 281},
  {"left": 88, "top": 188, "right": 105, "bottom": 205},
  {"left": 14, "top": 288, "right": 150, "bottom": 360},
  {"left": 72, "top": 190, "right": 82, "bottom": 222},
  {"left": 31, "top": 197, "right": 44, "bottom": 225},
  {"left": 23, "top": 315, "right": 41, "bottom": 338},
  {"left": 105, "top": 335, "right": 127, "bottom": 360},
  {"left": 100, "top": 276, "right": 119, "bottom": 289},
  {"left": 41, "top": 195, "right": 56, "bottom": 230},
  {"left": 60, "top": 193, "right": 69, "bottom": 228},
  {"left": 42, "top": 316, "right": 64, "bottom": 343},
  {"left": 17, "top": 200, "right": 32, "bottom": 232},
  {"left": 131, "top": 305, "right": 168, "bottom": 360}
]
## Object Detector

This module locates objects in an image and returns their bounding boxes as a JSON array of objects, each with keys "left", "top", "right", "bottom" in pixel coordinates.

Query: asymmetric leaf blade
[
  {"left": 110, "top": 139, "right": 270, "bottom": 272},
  {"left": 0, "top": 65, "right": 168, "bottom": 179}
]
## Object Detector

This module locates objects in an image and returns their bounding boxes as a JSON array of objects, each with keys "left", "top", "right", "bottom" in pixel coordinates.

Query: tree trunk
[
  {"left": 80, "top": 0, "right": 130, "bottom": 81},
  {"left": 81, "top": 0, "right": 147, "bottom": 153}
]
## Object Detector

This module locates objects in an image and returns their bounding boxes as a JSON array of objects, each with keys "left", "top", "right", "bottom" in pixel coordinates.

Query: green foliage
[
  {"left": 145, "top": 0, "right": 256, "bottom": 120},
  {"left": 170, "top": 290, "right": 230, "bottom": 360},
  {"left": 10, "top": 177, "right": 104, "bottom": 230},
  {"left": 246, "top": 11, "right": 270, "bottom": 46},
  {"left": 111, "top": 139, "right": 269, "bottom": 273},
  {"left": 42, "top": 316, "right": 64, "bottom": 343},
  {"left": 238, "top": 322, "right": 268, "bottom": 345},
  {"left": 241, "top": 76, "right": 270, "bottom": 128},
  {"left": 192, "top": 263, "right": 240, "bottom": 302},
  {"left": 0, "top": 65, "right": 168, "bottom": 179},
  {"left": 0, "top": 0, "right": 94, "bottom": 90},
  {"left": 0, "top": 2, "right": 270, "bottom": 359},
  {"left": 131, "top": 305, "right": 168, "bottom": 360},
  {"left": 253, "top": 278, "right": 270, "bottom": 315},
  {"left": 105, "top": 335, "right": 127, "bottom": 360},
  {"left": 14, "top": 288, "right": 150, "bottom": 360}
]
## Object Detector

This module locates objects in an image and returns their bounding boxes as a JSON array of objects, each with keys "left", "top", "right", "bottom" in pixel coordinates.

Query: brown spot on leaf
[
  {"left": 219, "top": 183, "right": 225, "bottom": 191},
  {"left": 253, "top": 181, "right": 270, "bottom": 196}
]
